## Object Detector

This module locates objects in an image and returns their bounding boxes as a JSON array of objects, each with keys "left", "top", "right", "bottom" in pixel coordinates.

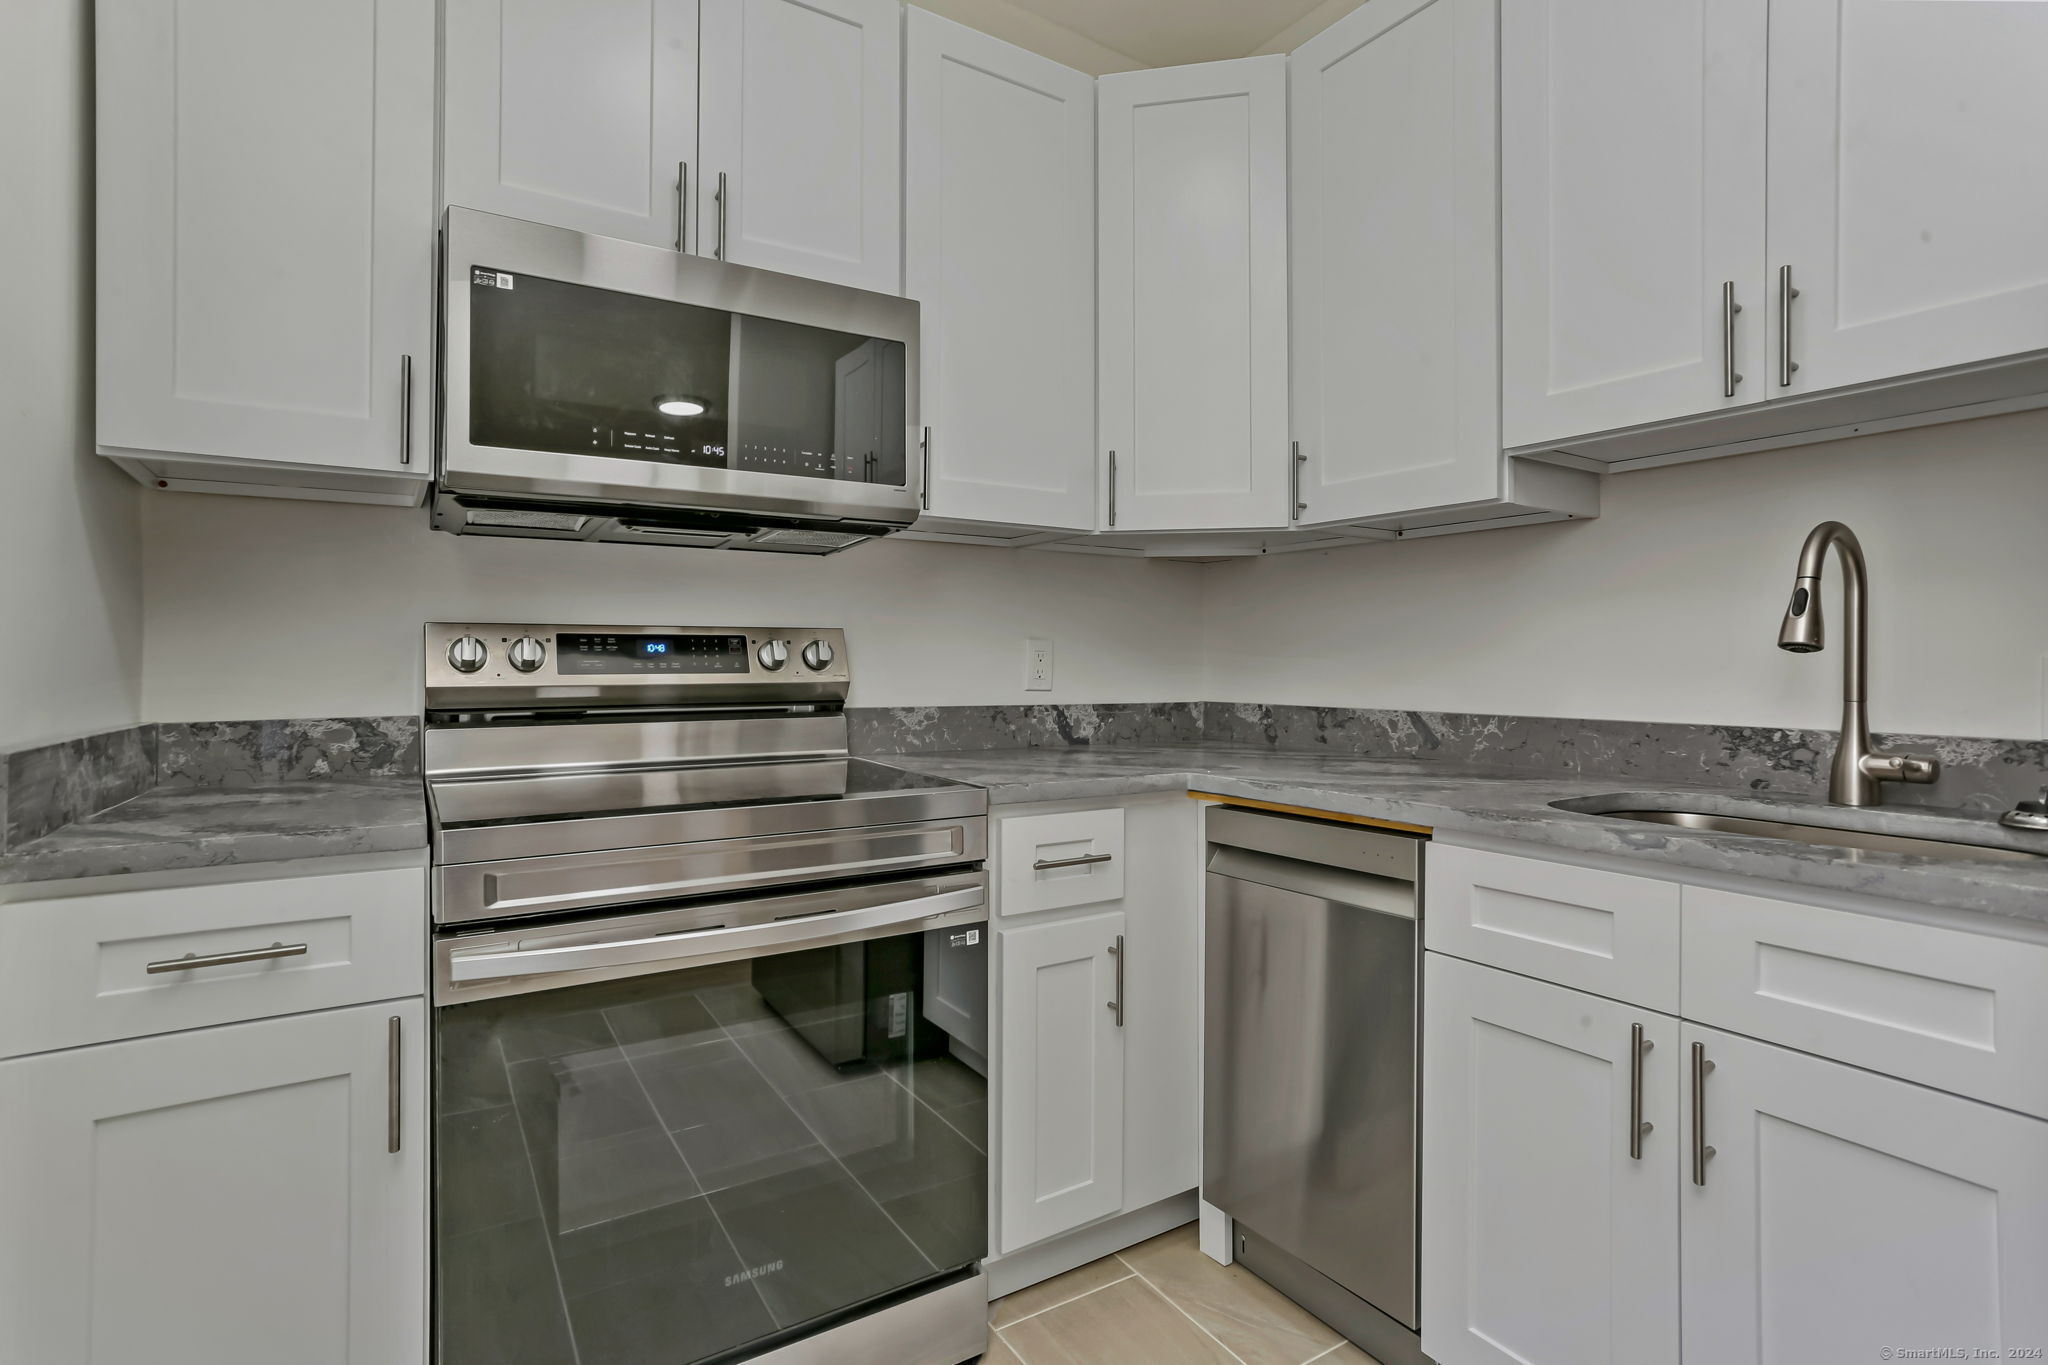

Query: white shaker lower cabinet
[
  {"left": 997, "top": 911, "right": 1127, "bottom": 1252},
  {"left": 903, "top": 9, "right": 1098, "bottom": 534},
  {"left": 1097, "top": 58, "right": 1291, "bottom": 533},
  {"left": 1421, "top": 953, "right": 1680, "bottom": 1365},
  {"left": 441, "top": 0, "right": 700, "bottom": 250},
  {"left": 95, "top": 0, "right": 434, "bottom": 503},
  {"left": 1682, "top": 1024, "right": 2048, "bottom": 1365},
  {"left": 1498, "top": 0, "right": 1767, "bottom": 448},
  {"left": 697, "top": 0, "right": 902, "bottom": 293},
  {"left": 1767, "top": 0, "right": 2048, "bottom": 399},
  {"left": 0, "top": 999, "right": 428, "bottom": 1365}
]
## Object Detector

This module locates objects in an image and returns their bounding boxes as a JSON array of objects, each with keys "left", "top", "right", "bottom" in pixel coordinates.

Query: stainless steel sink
[{"left": 1589, "top": 808, "right": 2047, "bottom": 864}]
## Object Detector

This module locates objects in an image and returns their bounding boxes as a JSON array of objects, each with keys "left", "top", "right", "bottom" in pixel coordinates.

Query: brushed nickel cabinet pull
[
  {"left": 1292, "top": 440, "right": 1307, "bottom": 519},
  {"left": 399, "top": 354, "right": 414, "bottom": 465},
  {"left": 1777, "top": 264, "right": 1800, "bottom": 387},
  {"left": 1107, "top": 451, "right": 1118, "bottom": 527},
  {"left": 920, "top": 426, "right": 932, "bottom": 510},
  {"left": 1108, "top": 934, "right": 1125, "bottom": 1027},
  {"left": 1721, "top": 282, "right": 1743, "bottom": 398},
  {"left": 387, "top": 1014, "right": 403, "bottom": 1155},
  {"left": 1691, "top": 1040, "right": 1716, "bottom": 1186},
  {"left": 1629, "top": 1024, "right": 1654, "bottom": 1159},
  {"left": 146, "top": 941, "right": 308, "bottom": 974},
  {"left": 714, "top": 171, "right": 728, "bottom": 261},
  {"left": 674, "top": 161, "right": 689, "bottom": 251},
  {"left": 1033, "top": 852, "right": 1113, "bottom": 871}
]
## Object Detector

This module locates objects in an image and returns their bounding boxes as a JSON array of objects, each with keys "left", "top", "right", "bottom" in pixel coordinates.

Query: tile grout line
[
  {"left": 1300, "top": 1342, "right": 1348, "bottom": 1365},
  {"left": 991, "top": 1267, "right": 1137, "bottom": 1328},
  {"left": 1114, "top": 1256, "right": 1255, "bottom": 1365}
]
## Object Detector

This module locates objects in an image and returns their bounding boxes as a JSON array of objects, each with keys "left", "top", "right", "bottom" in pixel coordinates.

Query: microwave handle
[{"left": 445, "top": 884, "right": 984, "bottom": 983}]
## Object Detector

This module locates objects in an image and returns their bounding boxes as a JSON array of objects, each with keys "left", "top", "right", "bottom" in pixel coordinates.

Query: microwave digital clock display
[{"left": 558, "top": 633, "right": 749, "bottom": 674}]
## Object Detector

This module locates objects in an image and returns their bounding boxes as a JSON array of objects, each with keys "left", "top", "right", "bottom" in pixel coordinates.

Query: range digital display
[{"left": 558, "top": 633, "right": 749, "bottom": 674}]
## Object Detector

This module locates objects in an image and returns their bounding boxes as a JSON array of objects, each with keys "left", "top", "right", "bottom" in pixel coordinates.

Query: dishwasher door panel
[{"left": 1203, "top": 871, "right": 1418, "bottom": 1328}]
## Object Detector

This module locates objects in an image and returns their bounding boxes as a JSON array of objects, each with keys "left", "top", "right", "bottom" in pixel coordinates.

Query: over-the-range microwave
[{"left": 435, "top": 207, "right": 921, "bottom": 554}]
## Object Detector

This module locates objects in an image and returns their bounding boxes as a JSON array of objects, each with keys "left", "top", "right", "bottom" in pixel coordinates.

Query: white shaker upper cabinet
[
  {"left": 95, "top": 0, "right": 433, "bottom": 498},
  {"left": 1681, "top": 1024, "right": 2048, "bottom": 1365},
  {"left": 698, "top": 0, "right": 902, "bottom": 292},
  {"left": 1767, "top": 0, "right": 2048, "bottom": 397},
  {"left": 1288, "top": 0, "right": 1503, "bottom": 524},
  {"left": 442, "top": 0, "right": 700, "bottom": 250},
  {"left": 1098, "top": 57, "right": 1290, "bottom": 533},
  {"left": 904, "top": 9, "right": 1097, "bottom": 531},
  {"left": 1499, "top": 0, "right": 1767, "bottom": 448}
]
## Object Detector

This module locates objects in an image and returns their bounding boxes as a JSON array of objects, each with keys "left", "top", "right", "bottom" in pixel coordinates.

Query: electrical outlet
[{"left": 1025, "top": 638, "right": 1054, "bottom": 692}]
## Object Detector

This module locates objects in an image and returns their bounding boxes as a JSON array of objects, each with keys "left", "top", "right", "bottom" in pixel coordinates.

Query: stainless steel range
[{"left": 425, "top": 622, "right": 990, "bottom": 1365}]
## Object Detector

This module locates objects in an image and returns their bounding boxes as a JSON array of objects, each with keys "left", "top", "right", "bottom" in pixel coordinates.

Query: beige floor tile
[
  {"left": 1002, "top": 1275, "right": 1241, "bottom": 1365},
  {"left": 980, "top": 1333, "right": 1027, "bottom": 1364},
  {"left": 1305, "top": 1344, "right": 1381, "bottom": 1365},
  {"left": 1118, "top": 1224, "right": 1343, "bottom": 1365},
  {"left": 990, "top": 1255, "right": 1134, "bottom": 1328}
]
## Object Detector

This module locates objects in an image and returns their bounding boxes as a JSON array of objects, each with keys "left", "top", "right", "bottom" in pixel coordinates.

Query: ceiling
[{"left": 997, "top": 0, "right": 1336, "bottom": 67}]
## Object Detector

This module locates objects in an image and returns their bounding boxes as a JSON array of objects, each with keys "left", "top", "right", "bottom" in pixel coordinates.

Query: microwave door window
[{"left": 467, "top": 269, "right": 907, "bottom": 487}]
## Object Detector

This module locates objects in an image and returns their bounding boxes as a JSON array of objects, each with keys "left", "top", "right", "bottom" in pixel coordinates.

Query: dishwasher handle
[{"left": 1206, "top": 845, "right": 1416, "bottom": 920}]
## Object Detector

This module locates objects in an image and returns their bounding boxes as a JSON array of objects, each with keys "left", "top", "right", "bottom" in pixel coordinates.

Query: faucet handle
[{"left": 1859, "top": 752, "right": 1940, "bottom": 785}]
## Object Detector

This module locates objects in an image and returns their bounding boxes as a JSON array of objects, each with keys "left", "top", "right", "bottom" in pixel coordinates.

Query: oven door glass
[
  {"left": 467, "top": 267, "right": 908, "bottom": 486},
  {"left": 435, "top": 918, "right": 987, "bottom": 1365}
]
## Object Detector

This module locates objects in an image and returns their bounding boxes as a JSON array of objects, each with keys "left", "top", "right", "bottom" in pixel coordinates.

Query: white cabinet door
[
  {"left": 1682, "top": 1024, "right": 2048, "bottom": 1365},
  {"left": 1499, "top": 0, "right": 1767, "bottom": 447},
  {"left": 904, "top": 9, "right": 1097, "bottom": 531},
  {"left": 1289, "top": 0, "right": 1503, "bottom": 523},
  {"left": 442, "top": 0, "right": 699, "bottom": 249},
  {"left": 96, "top": 0, "right": 433, "bottom": 477},
  {"left": 1768, "top": 0, "right": 2048, "bottom": 397},
  {"left": 998, "top": 911, "right": 1125, "bottom": 1252},
  {"left": 0, "top": 1001, "right": 427, "bottom": 1365},
  {"left": 698, "top": 0, "right": 902, "bottom": 292},
  {"left": 1421, "top": 954, "right": 1679, "bottom": 1365},
  {"left": 1098, "top": 57, "right": 1290, "bottom": 532}
]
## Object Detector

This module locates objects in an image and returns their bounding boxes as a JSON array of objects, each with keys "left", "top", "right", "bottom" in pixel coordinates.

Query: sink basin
[{"left": 1580, "top": 808, "right": 2047, "bottom": 864}]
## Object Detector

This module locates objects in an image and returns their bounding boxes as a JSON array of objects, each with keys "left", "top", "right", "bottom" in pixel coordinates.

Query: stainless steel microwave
[{"left": 435, "top": 207, "right": 920, "bottom": 554}]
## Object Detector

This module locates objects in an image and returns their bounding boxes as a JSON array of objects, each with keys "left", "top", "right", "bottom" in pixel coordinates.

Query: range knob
[
  {"left": 801, "top": 639, "right": 835, "bottom": 672},
  {"left": 756, "top": 640, "right": 790, "bottom": 671},
  {"left": 447, "top": 635, "right": 488, "bottom": 674},
  {"left": 508, "top": 636, "right": 548, "bottom": 673}
]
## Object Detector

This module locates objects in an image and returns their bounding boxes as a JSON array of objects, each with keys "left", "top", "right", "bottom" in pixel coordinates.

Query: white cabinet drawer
[
  {"left": 1425, "top": 844, "right": 1680, "bottom": 1012},
  {"left": 1682, "top": 887, "right": 2048, "bottom": 1119},
  {"left": 0, "top": 865, "right": 426, "bottom": 1059},
  {"left": 998, "top": 808, "right": 1125, "bottom": 918}
]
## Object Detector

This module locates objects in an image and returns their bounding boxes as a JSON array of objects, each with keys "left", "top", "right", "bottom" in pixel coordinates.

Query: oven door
[
  {"left": 433, "top": 872, "right": 988, "bottom": 1365},
  {"left": 440, "top": 207, "right": 921, "bottom": 530}
]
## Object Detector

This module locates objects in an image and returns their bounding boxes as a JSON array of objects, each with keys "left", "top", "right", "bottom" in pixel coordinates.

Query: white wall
[
  {"left": 0, "top": 0, "right": 144, "bottom": 749},
  {"left": 1201, "top": 410, "right": 2048, "bottom": 740},
  {"left": 138, "top": 495, "right": 1206, "bottom": 719}
]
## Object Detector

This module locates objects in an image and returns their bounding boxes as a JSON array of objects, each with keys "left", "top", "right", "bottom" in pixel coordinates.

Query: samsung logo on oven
[{"left": 726, "top": 1260, "right": 785, "bottom": 1288}]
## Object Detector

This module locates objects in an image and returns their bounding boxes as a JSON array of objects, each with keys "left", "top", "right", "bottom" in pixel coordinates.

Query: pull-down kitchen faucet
[{"left": 1777, "top": 521, "right": 1940, "bottom": 807}]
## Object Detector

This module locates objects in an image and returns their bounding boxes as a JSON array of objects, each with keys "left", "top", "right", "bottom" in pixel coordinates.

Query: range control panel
[{"left": 423, "top": 622, "right": 850, "bottom": 704}]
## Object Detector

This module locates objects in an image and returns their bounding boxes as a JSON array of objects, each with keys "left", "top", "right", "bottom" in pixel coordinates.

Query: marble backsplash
[
  {"left": 157, "top": 717, "right": 421, "bottom": 787},
  {"left": 2, "top": 726, "right": 160, "bottom": 851},
  {"left": 846, "top": 703, "right": 1203, "bottom": 755}
]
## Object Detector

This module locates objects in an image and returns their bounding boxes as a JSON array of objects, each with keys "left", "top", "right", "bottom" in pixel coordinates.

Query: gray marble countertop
[
  {"left": 0, "top": 778, "right": 428, "bottom": 886},
  {"left": 871, "top": 744, "right": 2048, "bottom": 928}
]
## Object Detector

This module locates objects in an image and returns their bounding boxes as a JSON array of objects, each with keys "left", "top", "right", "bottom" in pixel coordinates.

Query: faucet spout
[{"left": 1776, "top": 521, "right": 1934, "bottom": 806}]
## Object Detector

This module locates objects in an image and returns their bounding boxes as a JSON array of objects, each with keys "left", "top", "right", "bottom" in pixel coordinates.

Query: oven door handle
[{"left": 445, "top": 885, "right": 985, "bottom": 983}]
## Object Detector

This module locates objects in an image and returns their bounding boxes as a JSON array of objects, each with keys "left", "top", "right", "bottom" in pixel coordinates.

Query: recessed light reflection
[{"left": 655, "top": 395, "right": 707, "bottom": 417}]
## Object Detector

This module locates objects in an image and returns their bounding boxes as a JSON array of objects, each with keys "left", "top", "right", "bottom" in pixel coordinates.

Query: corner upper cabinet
[
  {"left": 1098, "top": 57, "right": 1291, "bottom": 533},
  {"left": 1766, "top": 0, "right": 2048, "bottom": 398},
  {"left": 95, "top": 0, "right": 434, "bottom": 504},
  {"left": 1288, "top": 0, "right": 1597, "bottom": 534},
  {"left": 441, "top": 0, "right": 700, "bottom": 250},
  {"left": 904, "top": 9, "right": 1097, "bottom": 533},
  {"left": 1498, "top": 0, "right": 1768, "bottom": 448},
  {"left": 697, "top": 0, "right": 903, "bottom": 293}
]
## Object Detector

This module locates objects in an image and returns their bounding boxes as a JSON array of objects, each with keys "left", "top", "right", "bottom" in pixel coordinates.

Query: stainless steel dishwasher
[{"left": 1203, "top": 805, "right": 1428, "bottom": 1365}]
